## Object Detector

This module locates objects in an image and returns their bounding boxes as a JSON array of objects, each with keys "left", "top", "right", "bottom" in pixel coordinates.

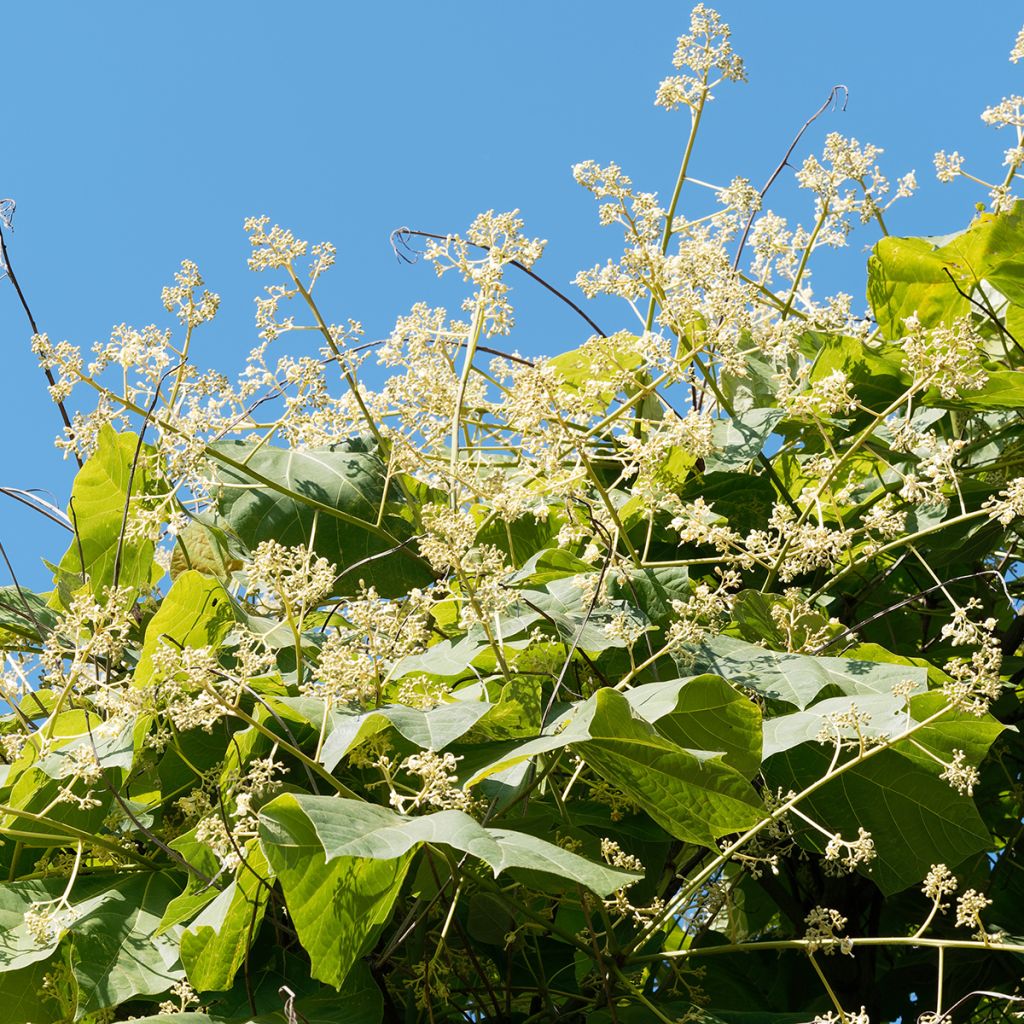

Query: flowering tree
[{"left": 2, "top": 7, "right": 1024, "bottom": 1022}]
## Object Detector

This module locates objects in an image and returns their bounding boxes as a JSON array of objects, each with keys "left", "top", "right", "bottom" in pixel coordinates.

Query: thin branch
[
  {"left": 942, "top": 266, "right": 1022, "bottom": 350},
  {"left": 111, "top": 364, "right": 177, "bottom": 590},
  {"left": 392, "top": 227, "right": 608, "bottom": 338},
  {"left": 0, "top": 202, "right": 82, "bottom": 468},
  {"left": 733, "top": 85, "right": 848, "bottom": 271},
  {"left": 0, "top": 487, "right": 72, "bottom": 532}
]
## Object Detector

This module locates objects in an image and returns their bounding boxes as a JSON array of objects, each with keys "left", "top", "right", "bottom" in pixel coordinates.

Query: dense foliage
[{"left": 2, "top": 8, "right": 1024, "bottom": 1022}]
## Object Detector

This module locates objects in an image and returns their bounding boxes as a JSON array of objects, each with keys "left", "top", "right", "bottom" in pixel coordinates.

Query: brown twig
[
  {"left": 733, "top": 85, "right": 848, "bottom": 271},
  {"left": 392, "top": 226, "right": 608, "bottom": 339},
  {"left": 0, "top": 201, "right": 82, "bottom": 468}
]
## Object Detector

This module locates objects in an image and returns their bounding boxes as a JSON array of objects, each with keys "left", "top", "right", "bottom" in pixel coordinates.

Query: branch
[
  {"left": 392, "top": 227, "right": 608, "bottom": 339},
  {"left": 0, "top": 201, "right": 82, "bottom": 467},
  {"left": 733, "top": 85, "right": 848, "bottom": 271}
]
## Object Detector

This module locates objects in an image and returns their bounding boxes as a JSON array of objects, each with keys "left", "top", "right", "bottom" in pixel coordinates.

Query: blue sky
[{"left": 1, "top": 1, "right": 1021, "bottom": 590}]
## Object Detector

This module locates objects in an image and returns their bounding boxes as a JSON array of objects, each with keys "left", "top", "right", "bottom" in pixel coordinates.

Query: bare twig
[
  {"left": 392, "top": 227, "right": 608, "bottom": 339},
  {"left": 733, "top": 85, "right": 848, "bottom": 271},
  {"left": 0, "top": 200, "right": 82, "bottom": 467}
]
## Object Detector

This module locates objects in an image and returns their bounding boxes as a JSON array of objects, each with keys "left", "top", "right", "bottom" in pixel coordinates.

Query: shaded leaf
[{"left": 205, "top": 441, "right": 431, "bottom": 597}]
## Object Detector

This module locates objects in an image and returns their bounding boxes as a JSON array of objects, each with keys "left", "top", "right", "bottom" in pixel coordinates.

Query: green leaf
[
  {"left": 257, "top": 806, "right": 415, "bottom": 988},
  {"left": 170, "top": 518, "right": 243, "bottom": 582},
  {"left": 259, "top": 794, "right": 638, "bottom": 897},
  {"left": 513, "top": 575, "right": 650, "bottom": 652},
  {"left": 678, "top": 472, "right": 776, "bottom": 537},
  {"left": 0, "top": 878, "right": 86, "bottom": 972},
  {"left": 693, "top": 635, "right": 928, "bottom": 709},
  {"left": 573, "top": 689, "right": 763, "bottom": 848},
  {"left": 318, "top": 700, "right": 494, "bottom": 772},
  {"left": 0, "top": 586, "right": 59, "bottom": 644},
  {"left": 623, "top": 674, "right": 763, "bottom": 777},
  {"left": 71, "top": 871, "right": 183, "bottom": 1014},
  {"left": 505, "top": 548, "right": 596, "bottom": 586},
  {"left": 180, "top": 842, "right": 272, "bottom": 992},
  {"left": 205, "top": 441, "right": 431, "bottom": 597},
  {"left": 867, "top": 203, "right": 1024, "bottom": 339},
  {"left": 134, "top": 570, "right": 238, "bottom": 686},
  {"left": 705, "top": 408, "right": 783, "bottom": 472},
  {"left": 762, "top": 693, "right": 909, "bottom": 759},
  {"left": 0, "top": 958, "right": 56, "bottom": 1024},
  {"left": 55, "top": 425, "right": 163, "bottom": 599},
  {"left": 765, "top": 743, "right": 991, "bottom": 894},
  {"left": 608, "top": 566, "right": 691, "bottom": 631},
  {"left": 548, "top": 336, "right": 644, "bottom": 410}
]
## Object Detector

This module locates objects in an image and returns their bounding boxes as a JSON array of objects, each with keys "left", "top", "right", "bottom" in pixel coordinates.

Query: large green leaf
[
  {"left": 548, "top": 336, "right": 644, "bottom": 410},
  {"left": 762, "top": 693, "right": 909, "bottom": 758},
  {"left": 259, "top": 794, "right": 638, "bottom": 897},
  {"left": 205, "top": 441, "right": 431, "bottom": 596},
  {"left": 765, "top": 743, "right": 991, "bottom": 894},
  {"left": 180, "top": 842, "right": 272, "bottom": 992},
  {"left": 705, "top": 408, "right": 783, "bottom": 472},
  {"left": 318, "top": 700, "right": 493, "bottom": 772},
  {"left": 0, "top": 586, "right": 59, "bottom": 644},
  {"left": 0, "top": 878, "right": 89, "bottom": 973},
  {"left": 512, "top": 575, "right": 650, "bottom": 652},
  {"left": 623, "top": 674, "right": 762, "bottom": 776},
  {"left": 608, "top": 566, "right": 691, "bottom": 631},
  {"left": 572, "top": 689, "right": 764, "bottom": 848},
  {"left": 867, "top": 203, "right": 1024, "bottom": 340},
  {"left": 134, "top": 570, "right": 238, "bottom": 686},
  {"left": 257, "top": 806, "right": 414, "bottom": 988},
  {"left": 71, "top": 871, "right": 183, "bottom": 1014},
  {"left": 693, "top": 635, "right": 928, "bottom": 710},
  {"left": 0, "top": 958, "right": 55, "bottom": 1024},
  {"left": 504, "top": 548, "right": 596, "bottom": 586},
  {"left": 55, "top": 425, "right": 163, "bottom": 599}
]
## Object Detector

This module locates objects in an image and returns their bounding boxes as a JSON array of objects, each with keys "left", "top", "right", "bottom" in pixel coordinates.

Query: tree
[{"left": 1, "top": 7, "right": 1023, "bottom": 1022}]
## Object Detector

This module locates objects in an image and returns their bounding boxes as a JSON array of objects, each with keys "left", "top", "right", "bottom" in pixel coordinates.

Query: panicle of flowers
[
  {"left": 815, "top": 702, "right": 875, "bottom": 750},
  {"left": 423, "top": 210, "right": 545, "bottom": 336},
  {"left": 666, "top": 570, "right": 739, "bottom": 648},
  {"left": 983, "top": 476, "right": 1024, "bottom": 525},
  {"left": 159, "top": 980, "right": 202, "bottom": 1016},
  {"left": 823, "top": 827, "right": 876, "bottom": 875},
  {"left": 804, "top": 905, "right": 853, "bottom": 955},
  {"left": 418, "top": 505, "right": 479, "bottom": 572},
  {"left": 390, "top": 749, "right": 473, "bottom": 813},
  {"left": 717, "top": 176, "right": 761, "bottom": 215},
  {"left": 246, "top": 539, "right": 336, "bottom": 614},
  {"left": 745, "top": 503, "right": 854, "bottom": 583},
  {"left": 796, "top": 133, "right": 913, "bottom": 235},
  {"left": 31, "top": 332, "right": 83, "bottom": 408},
  {"left": 161, "top": 259, "right": 220, "bottom": 328},
  {"left": 1012, "top": 25, "right": 1024, "bottom": 63},
  {"left": 955, "top": 887, "right": 995, "bottom": 941},
  {"left": 861, "top": 495, "right": 908, "bottom": 541},
  {"left": 308, "top": 584, "right": 434, "bottom": 707},
  {"left": 934, "top": 149, "right": 965, "bottom": 183},
  {"left": 146, "top": 642, "right": 235, "bottom": 735},
  {"left": 812, "top": 1010, "right": 870, "bottom": 1024},
  {"left": 308, "top": 240, "right": 337, "bottom": 286},
  {"left": 24, "top": 899, "right": 75, "bottom": 946},
  {"left": 900, "top": 314, "right": 987, "bottom": 399},
  {"left": 784, "top": 368, "right": 859, "bottom": 418},
  {"left": 655, "top": 5, "right": 745, "bottom": 112},
  {"left": 769, "top": 595, "right": 844, "bottom": 654},
  {"left": 244, "top": 215, "right": 309, "bottom": 272},
  {"left": 922, "top": 863, "right": 959, "bottom": 906},
  {"left": 943, "top": 631, "right": 1003, "bottom": 716},
  {"left": 940, "top": 748, "right": 981, "bottom": 796}
]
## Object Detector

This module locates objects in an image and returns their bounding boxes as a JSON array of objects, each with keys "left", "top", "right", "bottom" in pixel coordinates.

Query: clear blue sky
[{"left": 1, "top": 1, "right": 1020, "bottom": 590}]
